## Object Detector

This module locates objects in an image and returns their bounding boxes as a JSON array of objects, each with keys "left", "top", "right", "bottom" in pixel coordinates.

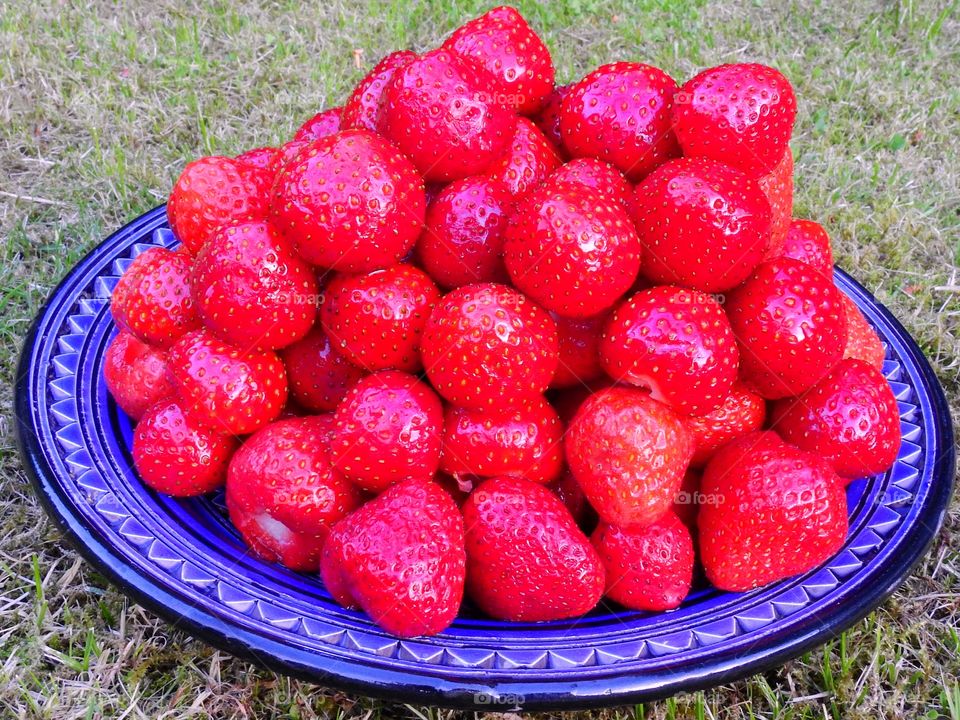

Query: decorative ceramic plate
[{"left": 16, "top": 206, "right": 955, "bottom": 710}]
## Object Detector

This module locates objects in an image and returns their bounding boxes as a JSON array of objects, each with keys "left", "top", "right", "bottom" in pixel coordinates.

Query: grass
[{"left": 1, "top": 0, "right": 958, "bottom": 717}]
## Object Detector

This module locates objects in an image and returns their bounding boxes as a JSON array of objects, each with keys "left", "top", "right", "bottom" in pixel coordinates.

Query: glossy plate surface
[{"left": 16, "top": 206, "right": 955, "bottom": 710}]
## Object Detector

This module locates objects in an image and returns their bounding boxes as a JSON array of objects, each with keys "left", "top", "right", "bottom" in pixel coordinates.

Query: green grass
[{"left": 1, "top": 0, "right": 958, "bottom": 717}]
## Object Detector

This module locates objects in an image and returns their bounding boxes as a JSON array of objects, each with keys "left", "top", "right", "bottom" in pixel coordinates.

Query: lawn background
[{"left": 1, "top": 0, "right": 958, "bottom": 718}]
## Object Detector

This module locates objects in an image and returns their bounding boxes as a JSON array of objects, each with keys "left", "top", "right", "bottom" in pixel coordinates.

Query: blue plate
[{"left": 15, "top": 206, "right": 955, "bottom": 710}]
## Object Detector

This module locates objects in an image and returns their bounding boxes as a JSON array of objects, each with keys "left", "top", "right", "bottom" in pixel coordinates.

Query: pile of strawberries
[{"left": 104, "top": 6, "right": 901, "bottom": 637}]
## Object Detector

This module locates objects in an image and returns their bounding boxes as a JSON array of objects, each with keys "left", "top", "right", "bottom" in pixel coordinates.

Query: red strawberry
[
  {"left": 416, "top": 176, "right": 513, "bottom": 289},
  {"left": 422, "top": 283, "right": 558, "bottom": 408},
  {"left": 779, "top": 218, "right": 834, "bottom": 276},
  {"left": 440, "top": 395, "right": 564, "bottom": 484},
  {"left": 548, "top": 469, "right": 596, "bottom": 530},
  {"left": 546, "top": 158, "right": 632, "bottom": 210},
  {"left": 321, "top": 478, "right": 465, "bottom": 637},
  {"left": 532, "top": 83, "right": 570, "bottom": 153},
  {"left": 167, "top": 329, "right": 288, "bottom": 435},
  {"left": 698, "top": 432, "right": 848, "bottom": 591},
  {"left": 503, "top": 184, "right": 642, "bottom": 317},
  {"left": 111, "top": 247, "right": 200, "bottom": 347},
  {"left": 771, "top": 359, "right": 901, "bottom": 479},
  {"left": 685, "top": 382, "right": 767, "bottom": 467},
  {"left": 270, "top": 129, "right": 425, "bottom": 272},
  {"left": 342, "top": 51, "right": 418, "bottom": 132},
  {"left": 235, "top": 146, "right": 283, "bottom": 176},
  {"left": 226, "top": 416, "right": 362, "bottom": 571},
  {"left": 673, "top": 63, "right": 797, "bottom": 178},
  {"left": 462, "top": 476, "right": 604, "bottom": 622},
  {"left": 132, "top": 398, "right": 237, "bottom": 496},
  {"left": 559, "top": 62, "right": 679, "bottom": 182},
  {"left": 191, "top": 221, "right": 317, "bottom": 351},
  {"left": 840, "top": 293, "right": 885, "bottom": 370},
  {"left": 320, "top": 265, "right": 440, "bottom": 372},
  {"left": 591, "top": 511, "right": 693, "bottom": 611},
  {"left": 293, "top": 106, "right": 342, "bottom": 142},
  {"left": 551, "top": 312, "right": 606, "bottom": 389},
  {"left": 486, "top": 117, "right": 561, "bottom": 198},
  {"left": 377, "top": 49, "right": 517, "bottom": 182},
  {"left": 330, "top": 370, "right": 442, "bottom": 492},
  {"left": 600, "top": 286, "right": 739, "bottom": 415},
  {"left": 103, "top": 332, "right": 174, "bottom": 421},
  {"left": 167, "top": 156, "right": 272, "bottom": 254},
  {"left": 758, "top": 147, "right": 794, "bottom": 259},
  {"left": 725, "top": 257, "right": 848, "bottom": 398},
  {"left": 632, "top": 157, "right": 772, "bottom": 292},
  {"left": 671, "top": 469, "right": 702, "bottom": 529},
  {"left": 443, "top": 6, "right": 555, "bottom": 115},
  {"left": 280, "top": 325, "right": 367, "bottom": 412},
  {"left": 566, "top": 387, "right": 694, "bottom": 527}
]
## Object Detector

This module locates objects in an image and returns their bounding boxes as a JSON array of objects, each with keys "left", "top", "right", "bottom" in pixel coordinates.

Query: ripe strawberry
[
  {"left": 503, "top": 184, "right": 641, "bottom": 317},
  {"left": 772, "top": 359, "right": 901, "bottom": 479},
  {"left": 758, "top": 147, "right": 794, "bottom": 259},
  {"left": 840, "top": 293, "right": 885, "bottom": 370},
  {"left": 103, "top": 332, "right": 174, "bottom": 421},
  {"left": 422, "top": 283, "right": 558, "bottom": 408},
  {"left": 321, "top": 478, "right": 465, "bottom": 637},
  {"left": 443, "top": 6, "right": 555, "bottom": 115},
  {"left": 191, "top": 221, "right": 317, "bottom": 351},
  {"left": 486, "top": 117, "right": 561, "bottom": 198},
  {"left": 698, "top": 432, "right": 848, "bottom": 591},
  {"left": 111, "top": 247, "right": 200, "bottom": 347},
  {"left": 167, "top": 329, "right": 288, "bottom": 435},
  {"left": 566, "top": 387, "right": 694, "bottom": 527},
  {"left": 235, "top": 146, "right": 283, "bottom": 176},
  {"left": 416, "top": 176, "right": 513, "bottom": 290},
  {"left": 342, "top": 50, "right": 417, "bottom": 131},
  {"left": 532, "top": 83, "right": 570, "bottom": 153},
  {"left": 226, "top": 416, "right": 363, "bottom": 571},
  {"left": 632, "top": 157, "right": 772, "bottom": 292},
  {"left": 546, "top": 158, "right": 632, "bottom": 210},
  {"left": 132, "top": 398, "right": 237, "bottom": 496},
  {"left": 671, "top": 469, "right": 702, "bottom": 529},
  {"left": 779, "top": 218, "right": 834, "bottom": 276},
  {"left": 293, "top": 106, "right": 342, "bottom": 142},
  {"left": 330, "top": 370, "right": 442, "bottom": 492},
  {"left": 591, "top": 511, "right": 694, "bottom": 611},
  {"left": 600, "top": 286, "right": 739, "bottom": 415},
  {"left": 280, "top": 325, "right": 367, "bottom": 412},
  {"left": 320, "top": 265, "right": 440, "bottom": 372},
  {"left": 725, "top": 257, "right": 848, "bottom": 398},
  {"left": 551, "top": 312, "right": 606, "bottom": 389},
  {"left": 548, "top": 469, "right": 596, "bottom": 530},
  {"left": 462, "top": 476, "right": 604, "bottom": 622},
  {"left": 559, "top": 62, "right": 679, "bottom": 181},
  {"left": 685, "top": 382, "right": 767, "bottom": 467},
  {"left": 167, "top": 156, "right": 272, "bottom": 254},
  {"left": 377, "top": 49, "right": 517, "bottom": 182},
  {"left": 673, "top": 63, "right": 797, "bottom": 178},
  {"left": 271, "top": 129, "right": 425, "bottom": 272},
  {"left": 440, "top": 395, "right": 564, "bottom": 484}
]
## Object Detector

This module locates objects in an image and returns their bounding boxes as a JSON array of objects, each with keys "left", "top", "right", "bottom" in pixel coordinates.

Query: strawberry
[
  {"left": 566, "top": 387, "right": 694, "bottom": 527},
  {"left": 103, "top": 332, "right": 174, "bottom": 421},
  {"left": 226, "top": 416, "right": 362, "bottom": 571},
  {"left": 591, "top": 511, "right": 693, "bottom": 611},
  {"left": 671, "top": 469, "right": 702, "bottom": 529},
  {"left": 632, "top": 157, "right": 772, "bottom": 292},
  {"left": 421, "top": 283, "right": 558, "bottom": 408},
  {"left": 442, "top": 6, "right": 555, "bottom": 115},
  {"left": 132, "top": 398, "right": 237, "bottom": 496},
  {"left": 377, "top": 49, "right": 517, "bottom": 182},
  {"left": 758, "top": 147, "right": 794, "bottom": 259},
  {"left": 600, "top": 286, "right": 739, "bottom": 415},
  {"left": 280, "top": 325, "right": 367, "bottom": 412},
  {"left": 698, "top": 432, "right": 848, "bottom": 591},
  {"left": 321, "top": 478, "right": 465, "bottom": 637},
  {"left": 440, "top": 394, "right": 564, "bottom": 484},
  {"left": 725, "top": 257, "right": 848, "bottom": 398},
  {"left": 778, "top": 218, "right": 834, "bottom": 276},
  {"left": 771, "top": 359, "right": 901, "bottom": 479},
  {"left": 462, "top": 476, "right": 604, "bottom": 622},
  {"left": 685, "top": 381, "right": 767, "bottom": 467},
  {"left": 191, "top": 221, "right": 317, "bottom": 351},
  {"left": 320, "top": 265, "right": 440, "bottom": 372},
  {"left": 546, "top": 158, "right": 632, "bottom": 210},
  {"left": 548, "top": 469, "right": 596, "bottom": 530},
  {"left": 111, "top": 247, "right": 200, "bottom": 347},
  {"left": 532, "top": 83, "right": 570, "bottom": 153},
  {"left": 167, "top": 156, "right": 272, "bottom": 254},
  {"left": 840, "top": 293, "right": 885, "bottom": 370},
  {"left": 270, "top": 129, "right": 425, "bottom": 273},
  {"left": 341, "top": 51, "right": 417, "bottom": 132},
  {"left": 416, "top": 176, "right": 513, "bottom": 289},
  {"left": 292, "top": 106, "right": 342, "bottom": 142},
  {"left": 330, "top": 370, "right": 443, "bottom": 492},
  {"left": 235, "top": 146, "right": 283, "bottom": 176},
  {"left": 167, "top": 329, "right": 288, "bottom": 435},
  {"left": 559, "top": 62, "right": 679, "bottom": 181},
  {"left": 551, "top": 312, "right": 606, "bottom": 389},
  {"left": 503, "top": 184, "right": 642, "bottom": 317},
  {"left": 673, "top": 63, "right": 797, "bottom": 178},
  {"left": 486, "top": 117, "right": 561, "bottom": 198}
]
